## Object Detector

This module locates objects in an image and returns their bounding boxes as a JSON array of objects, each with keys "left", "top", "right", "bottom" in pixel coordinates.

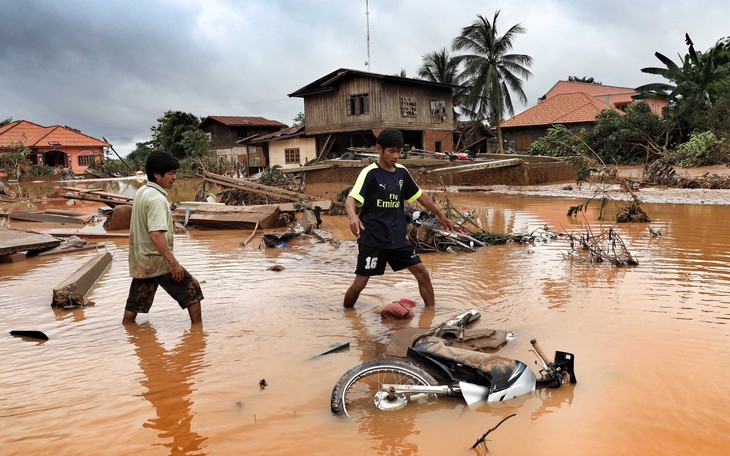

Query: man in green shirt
[{"left": 123, "top": 151, "right": 203, "bottom": 325}]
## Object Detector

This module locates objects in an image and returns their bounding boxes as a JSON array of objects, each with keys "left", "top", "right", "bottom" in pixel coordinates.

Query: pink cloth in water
[{"left": 380, "top": 298, "right": 417, "bottom": 319}]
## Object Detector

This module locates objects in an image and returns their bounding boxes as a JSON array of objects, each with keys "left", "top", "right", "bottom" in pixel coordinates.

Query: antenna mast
[{"left": 365, "top": 0, "right": 371, "bottom": 71}]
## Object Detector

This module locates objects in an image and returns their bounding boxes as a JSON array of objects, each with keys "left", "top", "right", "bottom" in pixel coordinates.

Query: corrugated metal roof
[
  {"left": 288, "top": 68, "right": 464, "bottom": 98},
  {"left": 199, "top": 116, "right": 287, "bottom": 128}
]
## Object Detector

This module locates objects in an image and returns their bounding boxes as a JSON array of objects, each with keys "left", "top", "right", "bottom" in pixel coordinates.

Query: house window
[
  {"left": 400, "top": 97, "right": 417, "bottom": 118},
  {"left": 430, "top": 100, "right": 447, "bottom": 123},
  {"left": 78, "top": 153, "right": 95, "bottom": 166},
  {"left": 434, "top": 141, "right": 442, "bottom": 153},
  {"left": 285, "top": 148, "right": 300, "bottom": 164},
  {"left": 347, "top": 94, "right": 369, "bottom": 115}
]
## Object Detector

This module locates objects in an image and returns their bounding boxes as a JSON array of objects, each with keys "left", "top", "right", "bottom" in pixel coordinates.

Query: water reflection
[
  {"left": 530, "top": 385, "right": 576, "bottom": 420},
  {"left": 126, "top": 324, "right": 208, "bottom": 455}
]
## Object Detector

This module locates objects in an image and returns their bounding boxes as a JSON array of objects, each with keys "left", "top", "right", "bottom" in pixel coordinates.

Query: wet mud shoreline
[{"left": 454, "top": 165, "right": 730, "bottom": 206}]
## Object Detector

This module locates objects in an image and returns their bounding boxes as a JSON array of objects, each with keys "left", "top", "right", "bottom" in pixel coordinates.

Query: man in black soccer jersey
[{"left": 344, "top": 129, "right": 453, "bottom": 309}]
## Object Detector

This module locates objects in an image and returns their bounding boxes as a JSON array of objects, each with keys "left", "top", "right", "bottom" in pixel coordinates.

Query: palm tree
[
  {"left": 636, "top": 34, "right": 727, "bottom": 107},
  {"left": 418, "top": 48, "right": 464, "bottom": 121},
  {"left": 452, "top": 11, "right": 533, "bottom": 153}
]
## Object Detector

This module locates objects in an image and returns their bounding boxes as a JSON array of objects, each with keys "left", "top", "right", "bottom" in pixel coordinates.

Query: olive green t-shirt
[{"left": 128, "top": 182, "right": 174, "bottom": 278}]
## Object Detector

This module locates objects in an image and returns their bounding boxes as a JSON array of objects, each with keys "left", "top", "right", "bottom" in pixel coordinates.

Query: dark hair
[
  {"left": 145, "top": 150, "right": 180, "bottom": 182},
  {"left": 377, "top": 129, "right": 404, "bottom": 149}
]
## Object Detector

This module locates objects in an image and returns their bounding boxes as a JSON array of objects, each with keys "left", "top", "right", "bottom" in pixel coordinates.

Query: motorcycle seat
[{"left": 412, "top": 336, "right": 518, "bottom": 378}]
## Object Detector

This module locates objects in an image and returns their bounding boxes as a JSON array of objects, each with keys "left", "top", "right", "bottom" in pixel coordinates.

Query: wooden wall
[{"left": 304, "top": 76, "right": 456, "bottom": 135}]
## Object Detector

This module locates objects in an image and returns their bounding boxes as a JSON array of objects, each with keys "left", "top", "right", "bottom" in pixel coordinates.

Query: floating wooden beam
[
  {"left": 51, "top": 252, "right": 113, "bottom": 308},
  {"left": 423, "top": 158, "right": 523, "bottom": 175},
  {"left": 203, "top": 172, "right": 324, "bottom": 203}
]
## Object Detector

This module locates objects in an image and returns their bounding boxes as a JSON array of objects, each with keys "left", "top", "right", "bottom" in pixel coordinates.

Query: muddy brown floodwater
[{"left": 1, "top": 177, "right": 729, "bottom": 455}]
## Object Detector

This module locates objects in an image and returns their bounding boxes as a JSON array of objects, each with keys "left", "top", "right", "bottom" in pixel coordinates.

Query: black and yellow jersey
[{"left": 348, "top": 163, "right": 422, "bottom": 248}]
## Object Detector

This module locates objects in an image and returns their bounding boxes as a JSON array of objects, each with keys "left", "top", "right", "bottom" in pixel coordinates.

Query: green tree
[
  {"left": 151, "top": 110, "right": 202, "bottom": 159},
  {"left": 0, "top": 117, "right": 12, "bottom": 127},
  {"left": 293, "top": 112, "right": 305, "bottom": 125},
  {"left": 581, "top": 102, "right": 670, "bottom": 165},
  {"left": 180, "top": 129, "right": 211, "bottom": 158},
  {"left": 452, "top": 10, "right": 533, "bottom": 153},
  {"left": 127, "top": 140, "right": 155, "bottom": 164},
  {"left": 418, "top": 48, "right": 465, "bottom": 120}
]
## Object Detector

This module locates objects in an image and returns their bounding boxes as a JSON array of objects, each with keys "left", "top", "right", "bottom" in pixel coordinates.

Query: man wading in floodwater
[
  {"left": 344, "top": 129, "right": 453, "bottom": 308},
  {"left": 123, "top": 150, "right": 204, "bottom": 325}
]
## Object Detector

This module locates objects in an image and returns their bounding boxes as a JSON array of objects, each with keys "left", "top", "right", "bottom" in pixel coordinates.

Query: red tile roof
[
  {"left": 0, "top": 120, "right": 109, "bottom": 148},
  {"left": 199, "top": 116, "right": 287, "bottom": 128},
  {"left": 500, "top": 93, "right": 618, "bottom": 129}
]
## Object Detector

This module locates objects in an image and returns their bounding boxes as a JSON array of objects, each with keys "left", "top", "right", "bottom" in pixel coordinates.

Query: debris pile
[
  {"left": 643, "top": 162, "right": 730, "bottom": 189},
  {"left": 562, "top": 227, "right": 638, "bottom": 266}
]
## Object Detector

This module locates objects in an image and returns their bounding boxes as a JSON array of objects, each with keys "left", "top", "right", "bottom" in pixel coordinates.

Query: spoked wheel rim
[{"left": 338, "top": 364, "right": 435, "bottom": 417}]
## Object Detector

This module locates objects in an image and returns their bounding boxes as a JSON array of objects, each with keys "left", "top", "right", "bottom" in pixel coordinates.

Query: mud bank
[{"left": 460, "top": 165, "right": 730, "bottom": 206}]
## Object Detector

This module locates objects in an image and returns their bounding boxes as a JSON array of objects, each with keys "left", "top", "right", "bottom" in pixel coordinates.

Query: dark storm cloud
[{"left": 1, "top": 0, "right": 728, "bottom": 155}]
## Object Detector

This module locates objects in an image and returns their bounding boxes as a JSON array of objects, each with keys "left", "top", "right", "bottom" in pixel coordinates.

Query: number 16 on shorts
[{"left": 364, "top": 256, "right": 378, "bottom": 270}]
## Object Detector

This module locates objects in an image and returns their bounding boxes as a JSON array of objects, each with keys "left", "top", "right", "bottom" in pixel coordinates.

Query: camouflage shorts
[{"left": 125, "top": 269, "right": 204, "bottom": 313}]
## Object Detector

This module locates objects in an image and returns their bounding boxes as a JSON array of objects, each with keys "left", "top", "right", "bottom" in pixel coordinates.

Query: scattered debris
[
  {"left": 32, "top": 236, "right": 104, "bottom": 257},
  {"left": 61, "top": 187, "right": 134, "bottom": 208},
  {"left": 9, "top": 330, "right": 49, "bottom": 341},
  {"left": 643, "top": 161, "right": 730, "bottom": 189},
  {"left": 313, "top": 342, "right": 350, "bottom": 358},
  {"left": 649, "top": 227, "right": 663, "bottom": 237},
  {"left": 0, "top": 226, "right": 61, "bottom": 257},
  {"left": 380, "top": 298, "right": 417, "bottom": 319},
  {"left": 8, "top": 210, "right": 89, "bottom": 225},
  {"left": 471, "top": 413, "right": 517, "bottom": 451},
  {"left": 259, "top": 379, "right": 268, "bottom": 390},
  {"left": 267, "top": 265, "right": 285, "bottom": 271},
  {"left": 262, "top": 231, "right": 298, "bottom": 248},
  {"left": 51, "top": 252, "right": 113, "bottom": 308},
  {"left": 172, "top": 203, "right": 287, "bottom": 230},
  {"left": 103, "top": 205, "right": 133, "bottom": 231},
  {"left": 562, "top": 226, "right": 639, "bottom": 267}
]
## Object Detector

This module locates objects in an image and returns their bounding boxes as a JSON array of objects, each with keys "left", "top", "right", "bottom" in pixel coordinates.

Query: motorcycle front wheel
[{"left": 331, "top": 359, "right": 438, "bottom": 416}]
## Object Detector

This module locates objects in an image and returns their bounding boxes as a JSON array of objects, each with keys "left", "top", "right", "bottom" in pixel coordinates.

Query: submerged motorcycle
[{"left": 331, "top": 310, "right": 577, "bottom": 417}]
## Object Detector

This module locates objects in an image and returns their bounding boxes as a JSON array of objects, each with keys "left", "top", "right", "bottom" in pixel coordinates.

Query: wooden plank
[
  {"left": 35, "top": 242, "right": 106, "bottom": 257},
  {"left": 172, "top": 204, "right": 287, "bottom": 230},
  {"left": 0, "top": 252, "right": 26, "bottom": 263},
  {"left": 0, "top": 227, "right": 61, "bottom": 256},
  {"left": 203, "top": 172, "right": 323, "bottom": 202},
  {"left": 9, "top": 211, "right": 86, "bottom": 225},
  {"left": 423, "top": 158, "right": 523, "bottom": 175},
  {"left": 51, "top": 252, "right": 113, "bottom": 308},
  {"left": 42, "top": 229, "right": 129, "bottom": 238}
]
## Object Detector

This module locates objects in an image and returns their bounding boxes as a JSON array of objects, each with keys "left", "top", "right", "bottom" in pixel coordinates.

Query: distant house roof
[
  {"left": 198, "top": 116, "right": 287, "bottom": 129},
  {"left": 288, "top": 68, "right": 464, "bottom": 98},
  {"left": 541, "top": 80, "right": 638, "bottom": 100},
  {"left": 0, "top": 120, "right": 109, "bottom": 148},
  {"left": 247, "top": 124, "right": 306, "bottom": 144},
  {"left": 500, "top": 93, "right": 619, "bottom": 129}
]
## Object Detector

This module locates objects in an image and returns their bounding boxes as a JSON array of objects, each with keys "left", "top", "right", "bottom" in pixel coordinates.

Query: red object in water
[{"left": 380, "top": 298, "right": 417, "bottom": 319}]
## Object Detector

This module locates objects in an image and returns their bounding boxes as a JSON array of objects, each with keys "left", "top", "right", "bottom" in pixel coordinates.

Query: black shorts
[
  {"left": 125, "top": 269, "right": 204, "bottom": 313},
  {"left": 355, "top": 243, "right": 421, "bottom": 276}
]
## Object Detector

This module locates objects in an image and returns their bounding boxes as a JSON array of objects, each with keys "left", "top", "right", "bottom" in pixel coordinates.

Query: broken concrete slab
[{"left": 51, "top": 252, "right": 113, "bottom": 308}]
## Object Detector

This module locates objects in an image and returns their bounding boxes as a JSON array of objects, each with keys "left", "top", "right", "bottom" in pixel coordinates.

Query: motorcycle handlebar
[{"left": 530, "top": 339, "right": 553, "bottom": 366}]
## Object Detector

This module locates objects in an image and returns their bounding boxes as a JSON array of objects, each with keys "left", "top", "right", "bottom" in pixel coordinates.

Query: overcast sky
[{"left": 1, "top": 0, "right": 728, "bottom": 156}]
